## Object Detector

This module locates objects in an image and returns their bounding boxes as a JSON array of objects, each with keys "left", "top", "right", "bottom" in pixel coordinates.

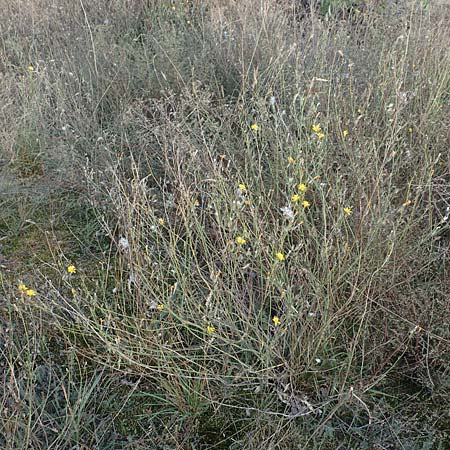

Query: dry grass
[{"left": 1, "top": 0, "right": 449, "bottom": 448}]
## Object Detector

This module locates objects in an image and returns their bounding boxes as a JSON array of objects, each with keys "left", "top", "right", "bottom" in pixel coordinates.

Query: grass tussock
[{"left": 1, "top": 0, "right": 449, "bottom": 448}]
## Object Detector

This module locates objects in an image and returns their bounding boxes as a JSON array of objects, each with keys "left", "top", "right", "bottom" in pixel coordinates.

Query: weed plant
[{"left": 0, "top": 0, "right": 449, "bottom": 448}]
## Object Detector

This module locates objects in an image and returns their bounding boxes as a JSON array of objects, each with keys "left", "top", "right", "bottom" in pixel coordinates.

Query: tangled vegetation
[{"left": 1, "top": 0, "right": 449, "bottom": 448}]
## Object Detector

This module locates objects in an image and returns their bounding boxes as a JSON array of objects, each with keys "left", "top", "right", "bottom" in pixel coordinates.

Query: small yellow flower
[
  {"left": 26, "top": 65, "right": 34, "bottom": 71},
  {"left": 291, "top": 193, "right": 301, "bottom": 202},
  {"left": 287, "top": 156, "right": 295, "bottom": 164},
  {"left": 272, "top": 316, "right": 281, "bottom": 326},
  {"left": 71, "top": 288, "right": 77, "bottom": 297},
  {"left": 302, "top": 200, "right": 310, "bottom": 208},
  {"left": 403, "top": 199, "right": 412, "bottom": 207},
  {"left": 357, "top": 108, "right": 362, "bottom": 113},
  {"left": 26, "top": 289, "right": 36, "bottom": 297},
  {"left": 316, "top": 132, "right": 325, "bottom": 140},
  {"left": 206, "top": 325, "right": 215, "bottom": 334},
  {"left": 312, "top": 124, "right": 321, "bottom": 133},
  {"left": 298, "top": 183, "right": 307, "bottom": 192},
  {"left": 276, "top": 252, "right": 285, "bottom": 261},
  {"left": 250, "top": 123, "right": 259, "bottom": 131},
  {"left": 18, "top": 284, "right": 28, "bottom": 292},
  {"left": 67, "top": 265, "right": 77, "bottom": 274},
  {"left": 244, "top": 199, "right": 250, "bottom": 206},
  {"left": 158, "top": 218, "right": 165, "bottom": 225},
  {"left": 238, "top": 183, "right": 247, "bottom": 192},
  {"left": 343, "top": 129, "right": 349, "bottom": 138},
  {"left": 236, "top": 236, "right": 246, "bottom": 245},
  {"left": 408, "top": 127, "right": 413, "bottom": 133},
  {"left": 157, "top": 304, "right": 165, "bottom": 311},
  {"left": 343, "top": 207, "right": 353, "bottom": 216}
]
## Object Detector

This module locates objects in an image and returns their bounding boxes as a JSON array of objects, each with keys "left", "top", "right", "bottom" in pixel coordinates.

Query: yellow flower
[
  {"left": 312, "top": 124, "right": 321, "bottom": 133},
  {"left": 158, "top": 218, "right": 165, "bottom": 225},
  {"left": 71, "top": 288, "right": 77, "bottom": 297},
  {"left": 244, "top": 199, "right": 250, "bottom": 206},
  {"left": 343, "top": 207, "right": 353, "bottom": 216},
  {"left": 250, "top": 123, "right": 259, "bottom": 131},
  {"left": 291, "top": 194, "right": 301, "bottom": 202},
  {"left": 238, "top": 183, "right": 247, "bottom": 192},
  {"left": 276, "top": 252, "right": 285, "bottom": 261},
  {"left": 26, "top": 289, "right": 36, "bottom": 297},
  {"left": 316, "top": 132, "right": 325, "bottom": 140},
  {"left": 18, "top": 284, "right": 28, "bottom": 292},
  {"left": 272, "top": 316, "right": 281, "bottom": 326},
  {"left": 206, "top": 325, "right": 215, "bottom": 334},
  {"left": 357, "top": 108, "right": 362, "bottom": 113},
  {"left": 408, "top": 127, "right": 413, "bottom": 133},
  {"left": 298, "top": 183, "right": 307, "bottom": 192},
  {"left": 157, "top": 304, "right": 165, "bottom": 311},
  {"left": 236, "top": 236, "right": 246, "bottom": 245},
  {"left": 67, "top": 265, "right": 77, "bottom": 274},
  {"left": 26, "top": 65, "right": 34, "bottom": 71},
  {"left": 403, "top": 199, "right": 412, "bottom": 207},
  {"left": 287, "top": 156, "right": 295, "bottom": 164},
  {"left": 302, "top": 200, "right": 310, "bottom": 208},
  {"left": 343, "top": 129, "right": 349, "bottom": 138}
]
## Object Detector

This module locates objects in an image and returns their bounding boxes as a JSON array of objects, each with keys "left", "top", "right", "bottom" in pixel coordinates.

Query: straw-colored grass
[{"left": 1, "top": 1, "right": 449, "bottom": 448}]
